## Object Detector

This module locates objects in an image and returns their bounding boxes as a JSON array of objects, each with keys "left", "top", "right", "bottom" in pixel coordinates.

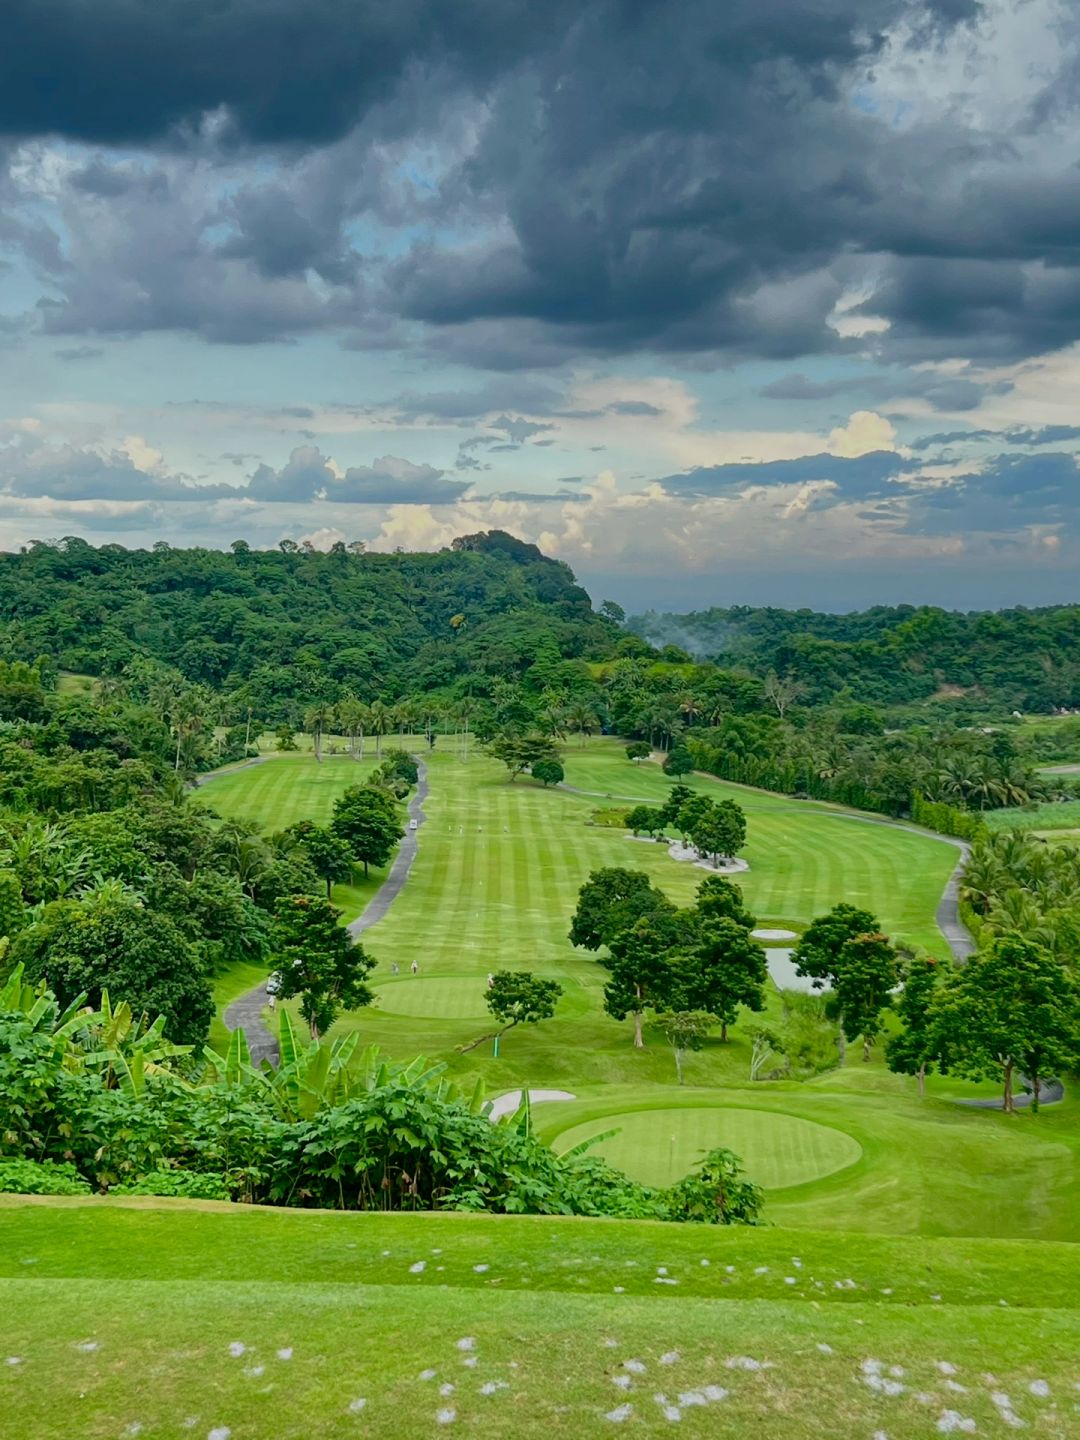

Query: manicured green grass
[
  {"left": 195, "top": 754, "right": 390, "bottom": 922},
  {"left": 204, "top": 739, "right": 1080, "bottom": 1241},
  {"left": 552, "top": 1104, "right": 863, "bottom": 1190},
  {"left": 2, "top": 1201, "right": 1078, "bottom": 1439},
  {"left": 566, "top": 747, "right": 961, "bottom": 952},
  {"left": 194, "top": 753, "right": 382, "bottom": 830}
]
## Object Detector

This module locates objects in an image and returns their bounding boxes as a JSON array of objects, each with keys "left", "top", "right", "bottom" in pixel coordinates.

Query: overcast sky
[{"left": 2, "top": 0, "right": 1080, "bottom": 611}]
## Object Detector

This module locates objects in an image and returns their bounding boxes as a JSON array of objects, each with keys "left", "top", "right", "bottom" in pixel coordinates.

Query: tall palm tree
[
  {"left": 566, "top": 701, "right": 599, "bottom": 748},
  {"left": 367, "top": 700, "right": 391, "bottom": 760},
  {"left": 303, "top": 701, "right": 332, "bottom": 764}
]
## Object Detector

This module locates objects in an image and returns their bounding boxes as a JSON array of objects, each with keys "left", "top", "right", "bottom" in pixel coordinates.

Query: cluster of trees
[
  {"left": 682, "top": 712, "right": 1050, "bottom": 821},
  {"left": 625, "top": 784, "right": 747, "bottom": 864},
  {"left": 960, "top": 832, "right": 1080, "bottom": 964},
  {"left": 0, "top": 682, "right": 412, "bottom": 1048},
  {"left": 569, "top": 866, "right": 766, "bottom": 1065},
  {"left": 0, "top": 970, "right": 763, "bottom": 1224},
  {"left": 793, "top": 901, "right": 1080, "bottom": 1113},
  {"left": 630, "top": 601, "right": 1080, "bottom": 711}
]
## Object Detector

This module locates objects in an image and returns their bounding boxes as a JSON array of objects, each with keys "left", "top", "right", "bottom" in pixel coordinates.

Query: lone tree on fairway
[
  {"left": 331, "top": 784, "right": 403, "bottom": 876},
  {"left": 603, "top": 913, "right": 681, "bottom": 1048},
  {"left": 693, "top": 874, "right": 755, "bottom": 930},
  {"left": 933, "top": 936, "right": 1080, "bottom": 1114},
  {"left": 672, "top": 919, "right": 767, "bottom": 1041},
  {"left": 461, "top": 970, "right": 564, "bottom": 1052},
  {"left": 531, "top": 757, "right": 564, "bottom": 787},
  {"left": 271, "top": 893, "right": 374, "bottom": 1037},
  {"left": 885, "top": 954, "right": 944, "bottom": 1097},
  {"left": 569, "top": 868, "right": 674, "bottom": 953},
  {"left": 793, "top": 903, "right": 878, "bottom": 990},
  {"left": 663, "top": 745, "right": 694, "bottom": 777},
  {"left": 827, "top": 931, "right": 900, "bottom": 1061},
  {"left": 658, "top": 1010, "right": 712, "bottom": 1084},
  {"left": 487, "top": 732, "right": 562, "bottom": 781},
  {"left": 690, "top": 799, "right": 746, "bottom": 865},
  {"left": 625, "top": 740, "right": 651, "bottom": 762}
]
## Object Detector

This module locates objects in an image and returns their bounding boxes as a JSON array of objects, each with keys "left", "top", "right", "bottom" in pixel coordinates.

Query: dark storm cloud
[
  {"left": 0, "top": 0, "right": 574, "bottom": 146},
  {"left": 902, "top": 452, "right": 1080, "bottom": 535},
  {"left": 659, "top": 450, "right": 920, "bottom": 499},
  {"left": 10, "top": 0, "right": 1080, "bottom": 366}
]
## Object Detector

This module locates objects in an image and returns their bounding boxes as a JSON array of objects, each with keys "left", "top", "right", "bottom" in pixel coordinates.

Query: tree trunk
[
  {"left": 1030, "top": 1066, "right": 1040, "bottom": 1116},
  {"left": 358, "top": 727, "right": 364, "bottom": 759},
  {"left": 174, "top": 731, "right": 183, "bottom": 772},
  {"left": 326, "top": 877, "right": 333, "bottom": 899},
  {"left": 720, "top": 1021, "right": 728, "bottom": 1042},
  {"left": 917, "top": 1062, "right": 926, "bottom": 1099},
  {"left": 633, "top": 1010, "right": 644, "bottom": 1049},
  {"left": 245, "top": 711, "right": 252, "bottom": 749},
  {"left": 674, "top": 1047, "right": 684, "bottom": 1084},
  {"left": 862, "top": 1035, "right": 871, "bottom": 1062},
  {"left": 1002, "top": 1058, "right": 1014, "bottom": 1114},
  {"left": 837, "top": 1028, "right": 847, "bottom": 1064},
  {"left": 376, "top": 733, "right": 382, "bottom": 759},
  {"left": 314, "top": 728, "right": 322, "bottom": 763}
]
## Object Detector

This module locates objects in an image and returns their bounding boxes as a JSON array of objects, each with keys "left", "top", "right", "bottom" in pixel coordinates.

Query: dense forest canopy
[
  {"left": 0, "top": 532, "right": 620, "bottom": 709},
  {"left": 3, "top": 535, "right": 1080, "bottom": 716},
  {"left": 630, "top": 603, "right": 1080, "bottom": 711}
]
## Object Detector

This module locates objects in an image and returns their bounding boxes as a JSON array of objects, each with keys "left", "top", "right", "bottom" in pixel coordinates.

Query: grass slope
[{"left": 2, "top": 1201, "right": 1078, "bottom": 1439}]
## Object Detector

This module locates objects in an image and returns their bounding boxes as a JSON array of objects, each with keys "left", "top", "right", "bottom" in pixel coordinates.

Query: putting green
[
  {"left": 371, "top": 975, "right": 495, "bottom": 1020},
  {"left": 552, "top": 1106, "right": 862, "bottom": 1189}
]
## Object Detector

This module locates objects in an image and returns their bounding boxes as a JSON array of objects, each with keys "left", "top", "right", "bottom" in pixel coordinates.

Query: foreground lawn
[{"left": 1, "top": 1201, "right": 1078, "bottom": 1439}]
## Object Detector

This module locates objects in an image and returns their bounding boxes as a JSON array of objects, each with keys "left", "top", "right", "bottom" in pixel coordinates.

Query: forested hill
[
  {"left": 0, "top": 532, "right": 621, "bottom": 706},
  {"left": 630, "top": 603, "right": 1080, "bottom": 711}
]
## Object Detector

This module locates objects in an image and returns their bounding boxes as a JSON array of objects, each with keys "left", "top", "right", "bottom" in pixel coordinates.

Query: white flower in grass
[
  {"left": 432, "top": 1248, "right": 442, "bottom": 1256},
  {"left": 479, "top": 1381, "right": 509, "bottom": 1396},
  {"left": 456, "top": 1337, "right": 476, "bottom": 1352},
  {"left": 347, "top": 1399, "right": 366, "bottom": 1414},
  {"left": 410, "top": 1261, "right": 426, "bottom": 1274},
  {"left": 419, "top": 1369, "right": 437, "bottom": 1381},
  {"left": 936, "top": 1362, "right": 957, "bottom": 1375},
  {"left": 124, "top": 1424, "right": 143, "bottom": 1436},
  {"left": 5, "top": 1357, "right": 23, "bottom": 1366},
  {"left": 623, "top": 1360, "right": 646, "bottom": 1374},
  {"left": 726, "top": 1357, "right": 767, "bottom": 1372},
  {"left": 435, "top": 1407, "right": 456, "bottom": 1424},
  {"left": 784, "top": 1277, "right": 796, "bottom": 1285},
  {"left": 462, "top": 1356, "right": 478, "bottom": 1369},
  {"left": 792, "top": 1258, "right": 802, "bottom": 1268},
  {"left": 612, "top": 1375, "right": 632, "bottom": 1391},
  {"left": 613, "top": 1286, "right": 625, "bottom": 1294},
  {"left": 659, "top": 1351, "right": 680, "bottom": 1366},
  {"left": 602, "top": 1338, "right": 618, "bottom": 1349},
  {"left": 889, "top": 1367, "right": 905, "bottom": 1378},
  {"left": 1029, "top": 1380, "right": 1050, "bottom": 1398},
  {"left": 881, "top": 1287, "right": 893, "bottom": 1295},
  {"left": 604, "top": 1404, "right": 633, "bottom": 1422},
  {"left": 276, "top": 1348, "right": 293, "bottom": 1361},
  {"left": 725, "top": 1265, "right": 735, "bottom": 1273},
  {"left": 656, "top": 1266, "right": 668, "bottom": 1275},
  {"left": 439, "top": 1383, "right": 455, "bottom": 1397},
  {"left": 945, "top": 1380, "right": 967, "bottom": 1394},
  {"left": 75, "top": 1341, "right": 100, "bottom": 1353},
  {"left": 243, "top": 1365, "right": 265, "bottom": 1378},
  {"left": 208, "top": 1429, "right": 232, "bottom": 1440},
  {"left": 227, "top": 1342, "right": 245, "bottom": 1358},
  {"left": 816, "top": 1344, "right": 833, "bottom": 1355},
  {"left": 936, "top": 1412, "right": 976, "bottom": 1433},
  {"left": 754, "top": 1266, "right": 769, "bottom": 1275},
  {"left": 699, "top": 1259, "right": 710, "bottom": 1267},
  {"left": 678, "top": 1391, "right": 706, "bottom": 1407},
  {"left": 701, "top": 1385, "right": 728, "bottom": 1402},
  {"left": 654, "top": 1277, "right": 678, "bottom": 1285},
  {"left": 473, "top": 1264, "right": 490, "bottom": 1273}
]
